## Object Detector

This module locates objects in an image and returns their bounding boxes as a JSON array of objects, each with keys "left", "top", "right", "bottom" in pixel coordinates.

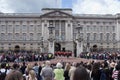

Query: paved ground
[
  {"left": 9, "top": 57, "right": 103, "bottom": 66},
  {"left": 49, "top": 57, "right": 102, "bottom": 63},
  {"left": 19, "top": 57, "right": 103, "bottom": 65}
]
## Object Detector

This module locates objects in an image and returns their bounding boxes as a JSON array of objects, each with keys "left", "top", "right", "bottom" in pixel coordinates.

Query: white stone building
[{"left": 0, "top": 8, "right": 120, "bottom": 55}]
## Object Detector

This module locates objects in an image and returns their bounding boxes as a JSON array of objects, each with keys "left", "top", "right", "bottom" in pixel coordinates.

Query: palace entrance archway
[
  {"left": 14, "top": 45, "right": 20, "bottom": 53},
  {"left": 55, "top": 43, "right": 61, "bottom": 51}
]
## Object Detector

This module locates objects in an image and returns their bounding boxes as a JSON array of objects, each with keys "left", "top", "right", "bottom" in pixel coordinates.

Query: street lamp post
[
  {"left": 48, "top": 26, "right": 55, "bottom": 54},
  {"left": 75, "top": 26, "right": 83, "bottom": 57},
  {"left": 86, "top": 36, "right": 90, "bottom": 52},
  {"left": 40, "top": 36, "right": 44, "bottom": 53}
]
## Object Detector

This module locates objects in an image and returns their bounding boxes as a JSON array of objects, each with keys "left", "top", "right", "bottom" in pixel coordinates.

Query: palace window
[
  {"left": 37, "top": 25, "right": 42, "bottom": 32},
  {"left": 15, "top": 33, "right": 20, "bottom": 40},
  {"left": 23, "top": 33, "right": 27, "bottom": 40},
  {"left": 106, "top": 33, "right": 110, "bottom": 41},
  {"left": 37, "top": 33, "right": 42, "bottom": 40},
  {"left": 22, "top": 25, "right": 27, "bottom": 32},
  {"left": 29, "top": 25, "right": 34, "bottom": 32},
  {"left": 106, "top": 26, "right": 109, "bottom": 30},
  {"left": 55, "top": 20, "right": 59, "bottom": 40},
  {"left": 93, "top": 26, "right": 96, "bottom": 31},
  {"left": 112, "top": 33, "right": 116, "bottom": 40},
  {"left": 93, "top": 33, "right": 97, "bottom": 41},
  {"left": 61, "top": 21, "right": 65, "bottom": 40},
  {"left": 87, "top": 26, "right": 90, "bottom": 31},
  {"left": 100, "top": 33, "right": 103, "bottom": 40},
  {"left": 7, "top": 25, "right": 13, "bottom": 32},
  {"left": 100, "top": 26, "right": 103, "bottom": 31},
  {"left": 61, "top": 33, "right": 65, "bottom": 41},
  {"left": 7, "top": 33, "right": 12, "bottom": 40},
  {"left": 49, "top": 20, "right": 53, "bottom": 27},
  {"left": 112, "top": 26, "right": 115, "bottom": 31},
  {"left": 15, "top": 25, "right": 20, "bottom": 32},
  {"left": 87, "top": 33, "right": 90, "bottom": 41},
  {"left": 1, "top": 25, "right": 6, "bottom": 32},
  {"left": 30, "top": 33, "right": 33, "bottom": 40},
  {"left": 0, "top": 33, "right": 5, "bottom": 40}
]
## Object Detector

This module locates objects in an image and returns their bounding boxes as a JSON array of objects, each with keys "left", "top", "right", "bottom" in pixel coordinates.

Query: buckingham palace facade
[{"left": 0, "top": 8, "right": 120, "bottom": 53}]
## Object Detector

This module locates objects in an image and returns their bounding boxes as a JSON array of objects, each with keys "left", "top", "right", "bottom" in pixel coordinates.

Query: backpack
[{"left": 0, "top": 69, "right": 7, "bottom": 80}]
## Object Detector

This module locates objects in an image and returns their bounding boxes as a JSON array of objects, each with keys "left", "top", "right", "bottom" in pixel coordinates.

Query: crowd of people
[
  {"left": 0, "top": 59, "right": 120, "bottom": 80},
  {"left": 1, "top": 49, "right": 120, "bottom": 80},
  {"left": 80, "top": 51, "right": 120, "bottom": 60},
  {"left": 0, "top": 52, "right": 54, "bottom": 62},
  {"left": 0, "top": 50, "right": 74, "bottom": 63}
]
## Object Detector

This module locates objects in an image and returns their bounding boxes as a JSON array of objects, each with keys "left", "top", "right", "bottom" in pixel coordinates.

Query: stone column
[
  {"left": 48, "top": 26, "right": 55, "bottom": 54},
  {"left": 86, "top": 42, "right": 90, "bottom": 52},
  {"left": 76, "top": 40, "right": 83, "bottom": 57},
  {"left": 48, "top": 40, "right": 55, "bottom": 54},
  {"left": 116, "top": 19, "right": 120, "bottom": 50},
  {"left": 75, "top": 25, "right": 83, "bottom": 57}
]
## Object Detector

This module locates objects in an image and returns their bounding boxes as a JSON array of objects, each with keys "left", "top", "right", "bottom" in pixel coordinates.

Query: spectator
[
  {"left": 91, "top": 62, "right": 101, "bottom": 80},
  {"left": 73, "top": 66, "right": 90, "bottom": 80},
  {"left": 5, "top": 70, "right": 23, "bottom": 80},
  {"left": 33, "top": 63, "right": 39, "bottom": 80},
  {"left": 38, "top": 63, "right": 42, "bottom": 80},
  {"left": 100, "top": 61, "right": 110, "bottom": 80},
  {"left": 64, "top": 63, "right": 71, "bottom": 80},
  {"left": 25, "top": 64, "right": 33, "bottom": 77},
  {"left": 112, "top": 62, "right": 120, "bottom": 80},
  {"left": 26, "top": 70, "right": 37, "bottom": 80},
  {"left": 20, "top": 62, "right": 26, "bottom": 74},
  {"left": 69, "top": 62, "right": 76, "bottom": 80},
  {"left": 0, "top": 62, "right": 7, "bottom": 80},
  {"left": 54, "top": 62, "right": 64, "bottom": 80},
  {"left": 5, "top": 64, "right": 12, "bottom": 74},
  {"left": 109, "top": 61, "right": 116, "bottom": 80},
  {"left": 12, "top": 63, "right": 20, "bottom": 70},
  {"left": 41, "top": 61, "right": 54, "bottom": 80},
  {"left": 33, "top": 63, "right": 39, "bottom": 75}
]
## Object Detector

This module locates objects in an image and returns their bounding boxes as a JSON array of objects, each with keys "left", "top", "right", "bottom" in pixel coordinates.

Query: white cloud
[
  {"left": 0, "top": 0, "right": 14, "bottom": 13},
  {"left": 0, "top": 0, "right": 62, "bottom": 13},
  {"left": 73, "top": 0, "right": 120, "bottom": 14}
]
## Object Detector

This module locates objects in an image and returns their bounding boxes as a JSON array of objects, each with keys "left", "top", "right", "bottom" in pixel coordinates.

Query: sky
[{"left": 0, "top": 0, "right": 120, "bottom": 14}]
